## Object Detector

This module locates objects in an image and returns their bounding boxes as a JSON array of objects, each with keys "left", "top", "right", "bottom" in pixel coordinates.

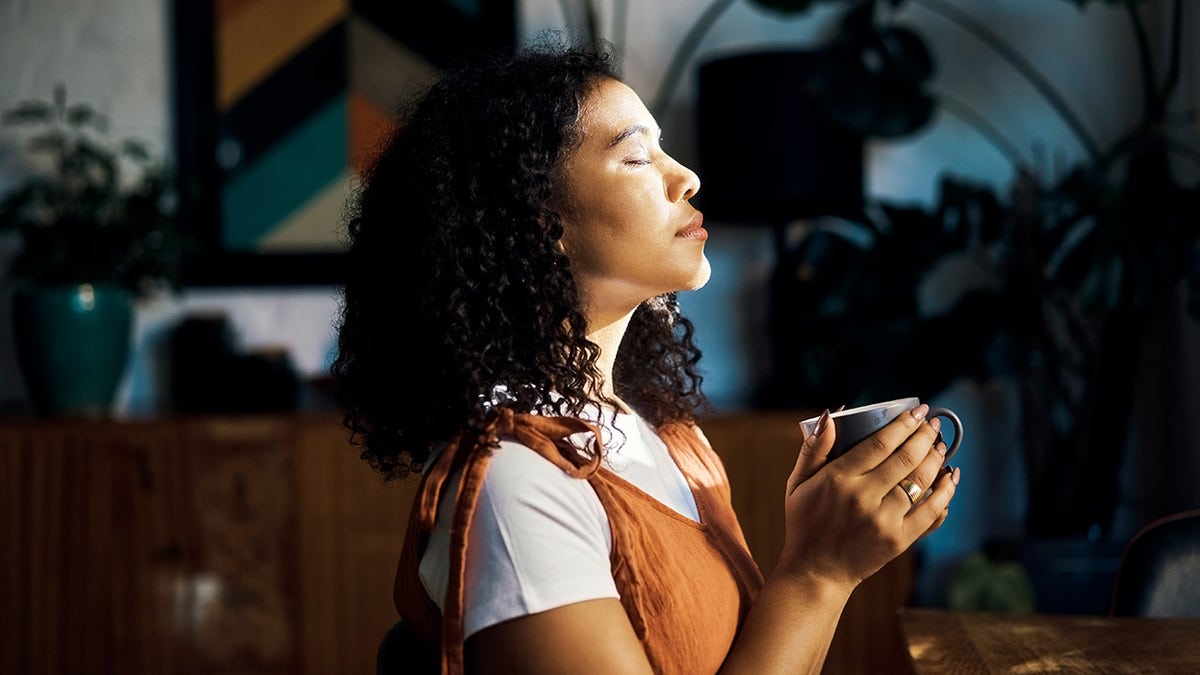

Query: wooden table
[{"left": 898, "top": 608, "right": 1200, "bottom": 674}]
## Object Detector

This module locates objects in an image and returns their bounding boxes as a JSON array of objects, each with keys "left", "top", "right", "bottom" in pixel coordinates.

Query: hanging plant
[{"left": 806, "top": 0, "right": 936, "bottom": 137}]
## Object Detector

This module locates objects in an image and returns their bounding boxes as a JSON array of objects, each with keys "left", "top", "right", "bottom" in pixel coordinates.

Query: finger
[
  {"left": 838, "top": 403, "right": 931, "bottom": 475},
  {"left": 922, "top": 507, "right": 949, "bottom": 538},
  {"left": 917, "top": 466, "right": 954, "bottom": 535},
  {"left": 892, "top": 478, "right": 924, "bottom": 509},
  {"left": 871, "top": 416, "right": 944, "bottom": 488},
  {"left": 788, "top": 409, "right": 833, "bottom": 493},
  {"left": 886, "top": 437, "right": 948, "bottom": 510},
  {"left": 904, "top": 466, "right": 960, "bottom": 541}
]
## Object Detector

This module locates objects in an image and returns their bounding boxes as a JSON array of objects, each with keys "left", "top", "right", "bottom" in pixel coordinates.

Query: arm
[
  {"left": 719, "top": 405, "right": 957, "bottom": 674},
  {"left": 466, "top": 599, "right": 654, "bottom": 674},
  {"left": 463, "top": 408, "right": 957, "bottom": 674}
]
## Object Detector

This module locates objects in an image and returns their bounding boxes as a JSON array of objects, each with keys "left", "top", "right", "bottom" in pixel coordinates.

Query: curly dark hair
[{"left": 332, "top": 39, "right": 712, "bottom": 481}]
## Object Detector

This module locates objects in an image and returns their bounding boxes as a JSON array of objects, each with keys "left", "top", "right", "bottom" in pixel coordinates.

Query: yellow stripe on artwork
[
  {"left": 217, "top": 0, "right": 348, "bottom": 110},
  {"left": 258, "top": 172, "right": 358, "bottom": 251}
]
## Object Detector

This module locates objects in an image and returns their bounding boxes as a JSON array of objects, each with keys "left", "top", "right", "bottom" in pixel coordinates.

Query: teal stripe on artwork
[
  {"left": 222, "top": 95, "right": 347, "bottom": 251},
  {"left": 447, "top": 0, "right": 480, "bottom": 16}
]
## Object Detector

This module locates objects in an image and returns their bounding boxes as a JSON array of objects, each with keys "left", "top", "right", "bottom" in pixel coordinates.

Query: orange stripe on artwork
[
  {"left": 217, "top": 0, "right": 348, "bottom": 110},
  {"left": 348, "top": 91, "right": 394, "bottom": 177},
  {"left": 215, "top": 0, "right": 255, "bottom": 23}
]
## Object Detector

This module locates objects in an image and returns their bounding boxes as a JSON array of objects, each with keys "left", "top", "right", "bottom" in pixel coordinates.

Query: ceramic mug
[{"left": 799, "top": 397, "right": 963, "bottom": 464}]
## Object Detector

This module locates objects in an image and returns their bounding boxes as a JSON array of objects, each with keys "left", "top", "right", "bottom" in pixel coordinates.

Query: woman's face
[{"left": 557, "top": 77, "right": 709, "bottom": 322}]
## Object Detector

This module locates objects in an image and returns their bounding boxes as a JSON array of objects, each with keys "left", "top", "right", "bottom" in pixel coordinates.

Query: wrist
[{"left": 767, "top": 566, "right": 855, "bottom": 607}]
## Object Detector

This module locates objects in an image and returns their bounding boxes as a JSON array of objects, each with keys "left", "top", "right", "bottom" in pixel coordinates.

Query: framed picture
[{"left": 172, "top": 0, "right": 517, "bottom": 286}]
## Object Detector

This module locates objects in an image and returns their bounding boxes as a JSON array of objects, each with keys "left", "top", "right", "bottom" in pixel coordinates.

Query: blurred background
[{"left": 1, "top": 0, "right": 1197, "bottom": 673}]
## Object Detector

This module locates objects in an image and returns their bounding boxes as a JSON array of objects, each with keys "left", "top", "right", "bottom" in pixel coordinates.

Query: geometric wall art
[{"left": 172, "top": 0, "right": 516, "bottom": 285}]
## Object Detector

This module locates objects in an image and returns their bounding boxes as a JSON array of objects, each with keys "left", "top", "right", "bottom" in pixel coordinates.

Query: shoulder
[
  {"left": 426, "top": 438, "right": 617, "bottom": 636},
  {"left": 480, "top": 439, "right": 608, "bottom": 524}
]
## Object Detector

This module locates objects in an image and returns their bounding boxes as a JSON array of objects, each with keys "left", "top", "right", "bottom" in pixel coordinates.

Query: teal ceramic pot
[{"left": 12, "top": 283, "right": 134, "bottom": 417}]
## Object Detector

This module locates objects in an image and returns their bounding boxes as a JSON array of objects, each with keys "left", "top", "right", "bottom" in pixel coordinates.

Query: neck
[{"left": 586, "top": 308, "right": 635, "bottom": 412}]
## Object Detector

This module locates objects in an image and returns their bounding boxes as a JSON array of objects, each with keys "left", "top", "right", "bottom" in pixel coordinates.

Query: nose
[{"left": 667, "top": 156, "right": 700, "bottom": 202}]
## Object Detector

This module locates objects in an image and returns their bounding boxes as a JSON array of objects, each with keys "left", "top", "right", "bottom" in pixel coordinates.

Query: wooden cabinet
[
  {"left": 1, "top": 411, "right": 912, "bottom": 675},
  {"left": 1, "top": 413, "right": 414, "bottom": 675}
]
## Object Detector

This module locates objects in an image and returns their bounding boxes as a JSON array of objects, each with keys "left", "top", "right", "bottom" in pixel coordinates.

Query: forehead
[{"left": 576, "top": 78, "right": 657, "bottom": 142}]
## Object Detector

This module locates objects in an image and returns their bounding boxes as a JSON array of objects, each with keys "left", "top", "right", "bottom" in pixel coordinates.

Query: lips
[{"left": 677, "top": 211, "right": 707, "bottom": 240}]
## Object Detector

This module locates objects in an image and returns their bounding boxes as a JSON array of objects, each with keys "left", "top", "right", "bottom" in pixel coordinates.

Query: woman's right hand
[{"left": 776, "top": 404, "right": 959, "bottom": 592}]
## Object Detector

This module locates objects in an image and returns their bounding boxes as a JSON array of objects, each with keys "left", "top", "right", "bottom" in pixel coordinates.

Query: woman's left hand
[{"left": 776, "top": 405, "right": 958, "bottom": 592}]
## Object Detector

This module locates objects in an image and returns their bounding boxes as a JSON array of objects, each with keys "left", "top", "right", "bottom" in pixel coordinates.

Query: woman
[{"left": 332, "top": 39, "right": 959, "bottom": 674}]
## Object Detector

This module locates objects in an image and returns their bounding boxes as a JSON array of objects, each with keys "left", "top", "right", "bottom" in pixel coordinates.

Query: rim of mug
[{"left": 800, "top": 397, "right": 921, "bottom": 427}]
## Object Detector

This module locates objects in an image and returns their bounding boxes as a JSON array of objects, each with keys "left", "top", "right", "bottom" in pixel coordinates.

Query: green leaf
[
  {"left": 801, "top": 2, "right": 937, "bottom": 138},
  {"left": 27, "top": 131, "right": 68, "bottom": 155},
  {"left": 64, "top": 138, "right": 119, "bottom": 193},
  {"left": 121, "top": 139, "right": 151, "bottom": 162},
  {"left": 809, "top": 24, "right": 937, "bottom": 137},
  {"left": 877, "top": 27, "right": 934, "bottom": 82},
  {"left": 835, "top": 0, "right": 876, "bottom": 42},
  {"left": 66, "top": 104, "right": 108, "bottom": 133},
  {"left": 1, "top": 100, "right": 55, "bottom": 126},
  {"left": 935, "top": 176, "right": 1006, "bottom": 246}
]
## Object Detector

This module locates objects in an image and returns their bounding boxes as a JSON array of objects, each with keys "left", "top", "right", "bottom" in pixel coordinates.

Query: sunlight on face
[{"left": 558, "top": 78, "right": 710, "bottom": 323}]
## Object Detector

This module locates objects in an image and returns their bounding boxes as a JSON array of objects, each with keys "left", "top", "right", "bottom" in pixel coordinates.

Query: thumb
[{"left": 788, "top": 409, "right": 834, "bottom": 493}]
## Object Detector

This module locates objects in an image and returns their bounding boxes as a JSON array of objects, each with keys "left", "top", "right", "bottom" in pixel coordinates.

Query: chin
[{"left": 685, "top": 256, "right": 713, "bottom": 290}]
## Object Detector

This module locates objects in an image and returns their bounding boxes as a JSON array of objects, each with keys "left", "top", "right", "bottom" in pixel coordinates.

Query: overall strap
[{"left": 659, "top": 423, "right": 765, "bottom": 601}]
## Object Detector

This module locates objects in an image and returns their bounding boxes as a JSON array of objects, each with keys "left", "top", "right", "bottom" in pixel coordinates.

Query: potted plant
[{"left": 0, "top": 85, "right": 185, "bottom": 417}]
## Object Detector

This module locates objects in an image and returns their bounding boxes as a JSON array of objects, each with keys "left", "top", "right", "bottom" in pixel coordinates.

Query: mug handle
[{"left": 926, "top": 407, "right": 963, "bottom": 464}]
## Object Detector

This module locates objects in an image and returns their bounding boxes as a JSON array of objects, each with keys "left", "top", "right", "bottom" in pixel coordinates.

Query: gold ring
[{"left": 898, "top": 479, "right": 922, "bottom": 504}]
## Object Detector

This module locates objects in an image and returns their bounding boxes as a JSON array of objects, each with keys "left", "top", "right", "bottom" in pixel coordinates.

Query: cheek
[{"left": 558, "top": 218, "right": 613, "bottom": 274}]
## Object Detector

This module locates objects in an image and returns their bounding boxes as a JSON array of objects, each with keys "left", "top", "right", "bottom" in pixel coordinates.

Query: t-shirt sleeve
[{"left": 418, "top": 439, "right": 617, "bottom": 639}]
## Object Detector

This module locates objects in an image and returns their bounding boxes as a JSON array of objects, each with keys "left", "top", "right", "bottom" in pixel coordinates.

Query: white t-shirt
[{"left": 418, "top": 410, "right": 700, "bottom": 638}]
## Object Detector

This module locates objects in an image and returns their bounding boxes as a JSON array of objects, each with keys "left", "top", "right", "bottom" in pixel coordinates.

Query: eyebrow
[{"left": 608, "top": 124, "right": 660, "bottom": 148}]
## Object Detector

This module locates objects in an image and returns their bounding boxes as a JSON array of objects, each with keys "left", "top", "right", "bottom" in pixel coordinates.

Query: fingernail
[
  {"left": 910, "top": 404, "right": 929, "bottom": 421},
  {"left": 937, "top": 442, "right": 947, "bottom": 456},
  {"left": 929, "top": 417, "right": 941, "bottom": 432},
  {"left": 814, "top": 409, "right": 832, "bottom": 436},
  {"left": 951, "top": 467, "right": 961, "bottom": 485}
]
